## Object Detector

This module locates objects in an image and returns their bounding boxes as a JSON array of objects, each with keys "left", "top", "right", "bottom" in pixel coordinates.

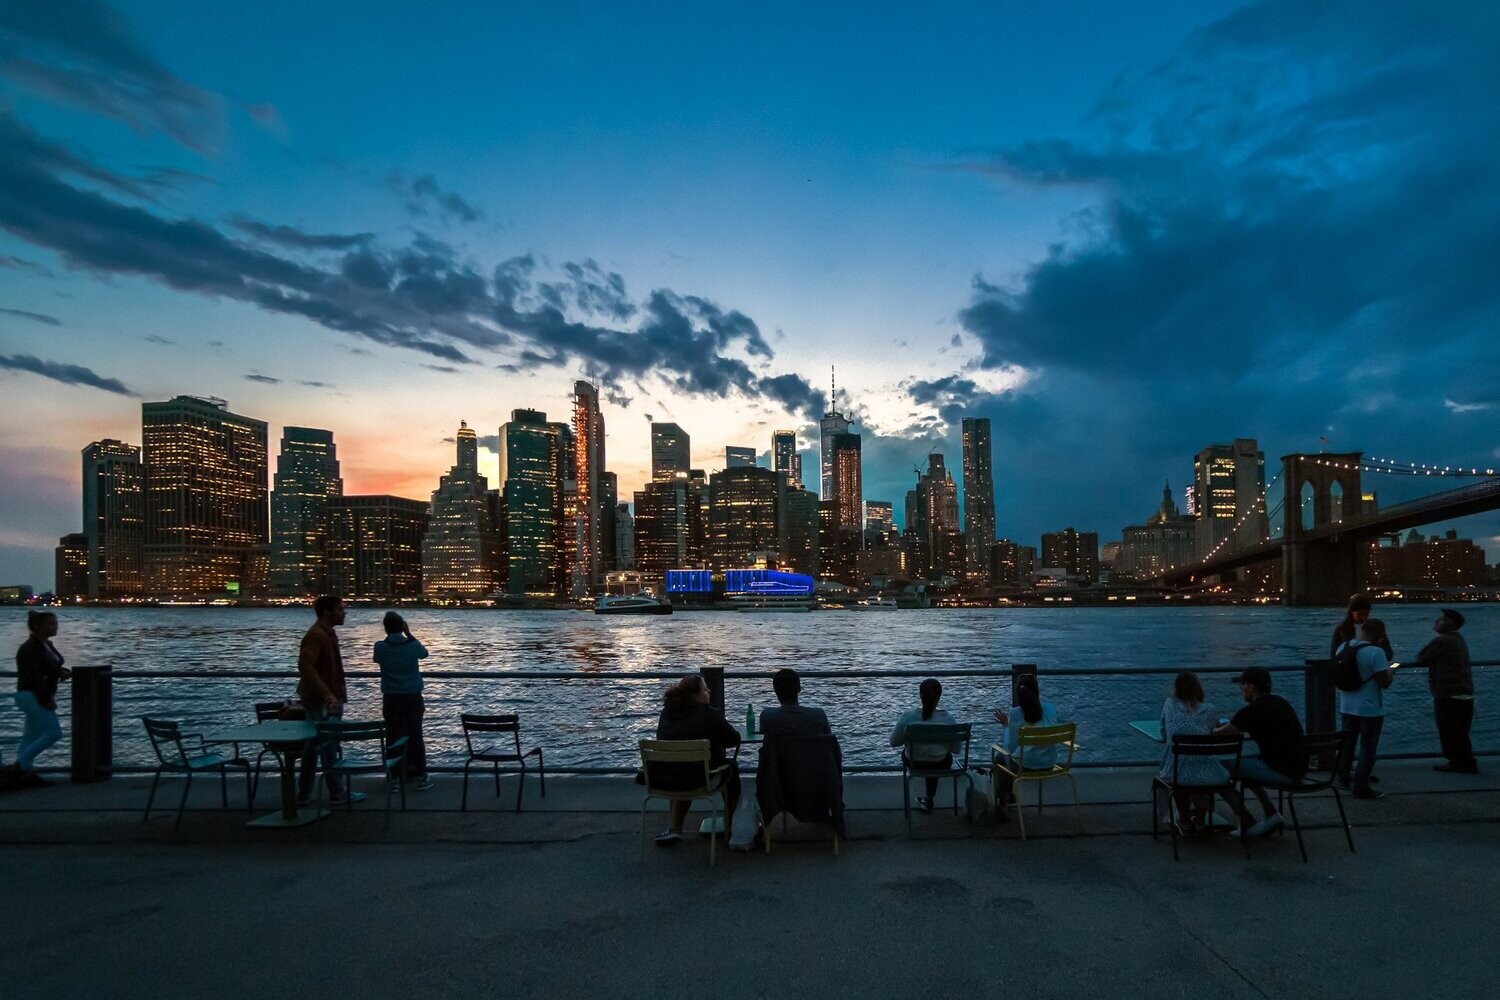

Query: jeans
[
  {"left": 1338, "top": 714, "right": 1384, "bottom": 792},
  {"left": 14, "top": 692, "right": 62, "bottom": 771},
  {"left": 298, "top": 704, "right": 345, "bottom": 798},
  {"left": 1434, "top": 697, "right": 1477, "bottom": 769},
  {"left": 906, "top": 752, "right": 952, "bottom": 799},
  {"left": 381, "top": 692, "right": 426, "bottom": 779}
]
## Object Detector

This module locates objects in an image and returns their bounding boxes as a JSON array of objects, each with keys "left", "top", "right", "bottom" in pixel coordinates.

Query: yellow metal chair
[
  {"left": 638, "top": 739, "right": 730, "bottom": 866},
  {"left": 991, "top": 722, "right": 1081, "bottom": 840}
]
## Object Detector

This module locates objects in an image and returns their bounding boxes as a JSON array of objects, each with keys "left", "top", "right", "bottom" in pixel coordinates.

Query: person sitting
[
  {"left": 760, "top": 668, "right": 831, "bottom": 739},
  {"left": 1158, "top": 670, "right": 1251, "bottom": 836},
  {"left": 889, "top": 678, "right": 960, "bottom": 814},
  {"left": 991, "top": 674, "right": 1061, "bottom": 808},
  {"left": 1216, "top": 667, "right": 1303, "bottom": 837},
  {"left": 650, "top": 674, "right": 742, "bottom": 847}
]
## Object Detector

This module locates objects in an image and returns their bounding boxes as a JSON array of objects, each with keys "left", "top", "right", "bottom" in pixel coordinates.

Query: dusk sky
[{"left": 2, "top": 0, "right": 1497, "bottom": 589}]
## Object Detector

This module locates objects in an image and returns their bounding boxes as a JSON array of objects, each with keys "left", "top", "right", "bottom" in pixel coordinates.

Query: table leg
[
  {"left": 279, "top": 747, "right": 298, "bottom": 821},
  {"left": 245, "top": 743, "right": 326, "bottom": 828}
]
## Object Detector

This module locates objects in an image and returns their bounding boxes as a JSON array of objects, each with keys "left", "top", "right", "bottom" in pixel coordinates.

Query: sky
[{"left": 1, "top": 0, "right": 1498, "bottom": 589}]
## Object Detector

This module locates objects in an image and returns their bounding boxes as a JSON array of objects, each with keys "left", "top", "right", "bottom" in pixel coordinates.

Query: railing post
[
  {"left": 700, "top": 665, "right": 725, "bottom": 714},
  {"left": 70, "top": 664, "right": 113, "bottom": 783},
  {"left": 1304, "top": 658, "right": 1336, "bottom": 769}
]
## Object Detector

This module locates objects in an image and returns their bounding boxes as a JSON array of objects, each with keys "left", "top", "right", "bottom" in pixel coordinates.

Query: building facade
[
  {"left": 650, "top": 422, "right": 690, "bottom": 482},
  {"left": 1041, "top": 527, "right": 1100, "bottom": 583},
  {"left": 422, "top": 422, "right": 500, "bottom": 598},
  {"left": 772, "top": 430, "right": 799, "bottom": 488},
  {"left": 961, "top": 417, "right": 996, "bottom": 577},
  {"left": 725, "top": 445, "right": 757, "bottom": 469},
  {"left": 497, "top": 409, "right": 557, "bottom": 597},
  {"left": 55, "top": 533, "right": 88, "bottom": 599},
  {"left": 708, "top": 465, "right": 779, "bottom": 569},
  {"left": 780, "top": 485, "right": 820, "bottom": 577},
  {"left": 1117, "top": 484, "right": 1198, "bottom": 580},
  {"left": 989, "top": 539, "right": 1036, "bottom": 587},
  {"left": 571, "top": 381, "right": 605, "bottom": 594},
  {"left": 613, "top": 501, "right": 635, "bottom": 570},
  {"left": 269, "top": 426, "right": 343, "bottom": 597},
  {"left": 82, "top": 439, "right": 143, "bottom": 599},
  {"left": 1193, "top": 438, "right": 1267, "bottom": 559},
  {"left": 327, "top": 495, "right": 429, "bottom": 599},
  {"left": 633, "top": 475, "right": 704, "bottom": 585}
]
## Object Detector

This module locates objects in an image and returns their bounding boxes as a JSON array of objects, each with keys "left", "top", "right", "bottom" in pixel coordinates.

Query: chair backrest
[
  {"left": 904, "top": 722, "right": 972, "bottom": 769},
  {"left": 254, "top": 701, "right": 288, "bottom": 722},
  {"left": 1017, "top": 722, "right": 1078, "bottom": 769},
  {"left": 1168, "top": 732, "right": 1243, "bottom": 785},
  {"left": 639, "top": 738, "right": 712, "bottom": 793},
  {"left": 316, "top": 720, "right": 387, "bottom": 747},
  {"left": 461, "top": 713, "right": 521, "bottom": 754},
  {"left": 1293, "top": 731, "right": 1346, "bottom": 785},
  {"left": 141, "top": 716, "right": 187, "bottom": 766}
]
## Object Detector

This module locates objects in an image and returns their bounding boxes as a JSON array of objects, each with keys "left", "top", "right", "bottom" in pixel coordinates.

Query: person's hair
[
  {"left": 1346, "top": 593, "right": 1372, "bottom": 614},
  {"left": 26, "top": 610, "right": 56, "bottom": 632},
  {"left": 663, "top": 674, "right": 706, "bottom": 710},
  {"left": 1336, "top": 592, "right": 1373, "bottom": 642},
  {"left": 772, "top": 668, "right": 801, "bottom": 704},
  {"left": 1361, "top": 617, "right": 1387, "bottom": 646},
  {"left": 1016, "top": 674, "right": 1044, "bottom": 725},
  {"left": 312, "top": 594, "right": 342, "bottom": 618},
  {"left": 919, "top": 678, "right": 942, "bottom": 720},
  {"left": 1172, "top": 670, "right": 1205, "bottom": 708},
  {"left": 382, "top": 611, "right": 406, "bottom": 635}
]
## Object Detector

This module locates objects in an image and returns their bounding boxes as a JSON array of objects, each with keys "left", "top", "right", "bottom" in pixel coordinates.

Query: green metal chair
[
  {"left": 141, "top": 716, "right": 252, "bottom": 831},
  {"left": 313, "top": 720, "right": 408, "bottom": 828},
  {"left": 899, "top": 722, "right": 973, "bottom": 836}
]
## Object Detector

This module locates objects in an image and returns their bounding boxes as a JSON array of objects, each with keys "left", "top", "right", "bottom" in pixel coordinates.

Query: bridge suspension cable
[{"left": 1311, "top": 456, "right": 1498, "bottom": 477}]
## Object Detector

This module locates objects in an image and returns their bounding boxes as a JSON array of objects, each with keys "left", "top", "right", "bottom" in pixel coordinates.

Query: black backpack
[{"left": 1334, "top": 641, "right": 1370, "bottom": 692}]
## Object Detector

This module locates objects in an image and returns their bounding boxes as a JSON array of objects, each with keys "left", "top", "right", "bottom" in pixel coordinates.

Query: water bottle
[{"left": 746, "top": 703, "right": 756, "bottom": 737}]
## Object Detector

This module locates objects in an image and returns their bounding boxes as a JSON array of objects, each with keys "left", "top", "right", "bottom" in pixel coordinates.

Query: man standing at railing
[
  {"left": 1419, "top": 609, "right": 1477, "bottom": 775},
  {"left": 296, "top": 595, "right": 364, "bottom": 805}
]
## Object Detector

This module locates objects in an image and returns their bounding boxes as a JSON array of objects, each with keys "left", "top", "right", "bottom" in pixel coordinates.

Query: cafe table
[{"left": 205, "top": 721, "right": 328, "bottom": 828}]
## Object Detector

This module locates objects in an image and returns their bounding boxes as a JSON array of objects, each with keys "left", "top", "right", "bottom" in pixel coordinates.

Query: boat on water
[
  {"left": 594, "top": 594, "right": 673, "bottom": 615},
  {"left": 854, "top": 596, "right": 899, "bottom": 609},
  {"left": 728, "top": 593, "right": 813, "bottom": 612}
]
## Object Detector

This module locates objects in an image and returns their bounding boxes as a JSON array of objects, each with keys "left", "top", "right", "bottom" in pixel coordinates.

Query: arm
[
  {"left": 414, "top": 641, "right": 429, "bottom": 660},
  {"left": 814, "top": 708, "right": 831, "bottom": 734},
  {"left": 889, "top": 714, "right": 907, "bottom": 748},
  {"left": 297, "top": 633, "right": 336, "bottom": 708}
]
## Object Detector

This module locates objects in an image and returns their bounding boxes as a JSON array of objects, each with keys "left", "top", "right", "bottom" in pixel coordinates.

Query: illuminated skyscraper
[
  {"left": 865, "top": 500, "right": 894, "bottom": 538},
  {"left": 708, "top": 466, "right": 779, "bottom": 569},
  {"left": 270, "top": 427, "right": 343, "bottom": 597},
  {"left": 422, "top": 421, "right": 500, "bottom": 598},
  {"left": 613, "top": 501, "right": 635, "bottom": 570},
  {"left": 1041, "top": 527, "right": 1100, "bottom": 582},
  {"left": 327, "top": 495, "right": 429, "bottom": 599},
  {"left": 651, "top": 422, "right": 690, "bottom": 481},
  {"left": 780, "top": 486, "right": 819, "bottom": 577},
  {"left": 827, "top": 432, "right": 863, "bottom": 533},
  {"left": 498, "top": 409, "right": 557, "bottom": 596},
  {"left": 819, "top": 369, "right": 851, "bottom": 500},
  {"left": 142, "top": 395, "right": 269, "bottom": 599},
  {"left": 961, "top": 417, "right": 996, "bottom": 575},
  {"left": 571, "top": 381, "right": 605, "bottom": 593},
  {"left": 772, "top": 430, "right": 798, "bottom": 487},
  {"left": 725, "top": 446, "right": 756, "bottom": 469},
  {"left": 600, "top": 471, "right": 618, "bottom": 573},
  {"left": 82, "top": 439, "right": 143, "bottom": 599},
  {"left": 55, "top": 533, "right": 88, "bottom": 599},
  {"left": 1193, "top": 438, "right": 1267, "bottom": 559},
  {"left": 634, "top": 474, "right": 703, "bottom": 585},
  {"left": 550, "top": 420, "right": 577, "bottom": 597}
]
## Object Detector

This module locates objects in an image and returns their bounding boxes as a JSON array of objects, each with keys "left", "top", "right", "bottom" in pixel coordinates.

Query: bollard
[
  {"left": 700, "top": 665, "right": 725, "bottom": 713},
  {"left": 70, "top": 664, "right": 113, "bottom": 783},
  {"left": 1304, "top": 658, "right": 1336, "bottom": 771}
]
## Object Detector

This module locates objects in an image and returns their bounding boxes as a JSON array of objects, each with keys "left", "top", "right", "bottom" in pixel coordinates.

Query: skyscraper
[
  {"left": 725, "top": 446, "right": 756, "bottom": 468},
  {"left": 142, "top": 395, "right": 269, "bottom": 599},
  {"left": 498, "top": 409, "right": 557, "bottom": 596},
  {"left": 1118, "top": 484, "right": 1197, "bottom": 580},
  {"left": 599, "top": 470, "right": 618, "bottom": 573},
  {"left": 961, "top": 417, "right": 996, "bottom": 576},
  {"left": 865, "top": 500, "right": 894, "bottom": 538},
  {"left": 819, "top": 370, "right": 851, "bottom": 500},
  {"left": 827, "top": 431, "right": 863, "bottom": 533},
  {"left": 82, "top": 439, "right": 143, "bottom": 599},
  {"left": 613, "top": 501, "right": 635, "bottom": 570},
  {"left": 1041, "top": 527, "right": 1100, "bottom": 582},
  {"left": 55, "top": 533, "right": 87, "bottom": 599},
  {"left": 1193, "top": 438, "right": 1268, "bottom": 559},
  {"left": 422, "top": 421, "right": 500, "bottom": 598},
  {"left": 327, "top": 495, "right": 429, "bottom": 599},
  {"left": 906, "top": 453, "right": 962, "bottom": 580},
  {"left": 780, "top": 486, "right": 819, "bottom": 577},
  {"left": 772, "top": 430, "right": 798, "bottom": 487},
  {"left": 634, "top": 474, "right": 703, "bottom": 585},
  {"left": 570, "top": 382, "right": 605, "bottom": 594},
  {"left": 708, "top": 465, "right": 779, "bottom": 569},
  {"left": 550, "top": 420, "right": 577, "bottom": 597},
  {"left": 269, "top": 426, "right": 343, "bottom": 597},
  {"left": 650, "top": 422, "right": 690, "bottom": 481}
]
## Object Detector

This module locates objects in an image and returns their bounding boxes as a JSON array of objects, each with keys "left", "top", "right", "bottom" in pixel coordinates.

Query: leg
[
  {"left": 408, "top": 697, "right": 427, "bottom": 779},
  {"left": 924, "top": 775, "right": 939, "bottom": 800},
  {"left": 1434, "top": 697, "right": 1458, "bottom": 765},
  {"left": 1352, "top": 716, "right": 1383, "bottom": 793},
  {"left": 721, "top": 763, "right": 741, "bottom": 842},
  {"left": 381, "top": 694, "right": 408, "bottom": 781},
  {"left": 669, "top": 799, "right": 692, "bottom": 834},
  {"left": 1337, "top": 718, "right": 1357, "bottom": 787},
  {"left": 14, "top": 696, "right": 62, "bottom": 771},
  {"left": 1454, "top": 699, "right": 1477, "bottom": 770}
]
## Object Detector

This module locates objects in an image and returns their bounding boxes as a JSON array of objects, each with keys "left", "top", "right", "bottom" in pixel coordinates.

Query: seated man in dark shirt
[
  {"left": 759, "top": 668, "right": 832, "bottom": 738},
  {"left": 1217, "top": 667, "right": 1304, "bottom": 838}
]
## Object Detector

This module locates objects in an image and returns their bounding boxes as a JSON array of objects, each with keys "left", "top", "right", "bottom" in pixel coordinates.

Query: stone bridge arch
[{"left": 1281, "top": 452, "right": 1365, "bottom": 605}]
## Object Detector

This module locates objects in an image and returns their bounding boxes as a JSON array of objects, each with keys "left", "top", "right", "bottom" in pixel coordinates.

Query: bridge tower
[{"left": 1281, "top": 452, "right": 1365, "bottom": 606}]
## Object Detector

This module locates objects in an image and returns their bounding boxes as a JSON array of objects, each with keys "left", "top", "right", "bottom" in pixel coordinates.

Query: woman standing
[
  {"left": 10, "top": 611, "right": 70, "bottom": 787},
  {"left": 1331, "top": 593, "right": 1392, "bottom": 660},
  {"left": 373, "top": 612, "right": 432, "bottom": 791}
]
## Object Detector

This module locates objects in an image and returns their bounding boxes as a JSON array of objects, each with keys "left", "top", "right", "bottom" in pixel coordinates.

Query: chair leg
[
  {"left": 952, "top": 774, "right": 959, "bottom": 815},
  {"left": 1331, "top": 786, "right": 1356, "bottom": 854},
  {"left": 219, "top": 766, "right": 228, "bottom": 808},
  {"left": 1288, "top": 794, "right": 1308, "bottom": 864},
  {"left": 175, "top": 772, "right": 192, "bottom": 832},
  {"left": 1166, "top": 785, "right": 1180, "bottom": 861},
  {"left": 640, "top": 796, "right": 650, "bottom": 863},
  {"left": 461, "top": 760, "right": 473, "bottom": 812},
  {"left": 764, "top": 818, "right": 773, "bottom": 855},
  {"left": 1015, "top": 785, "right": 1028, "bottom": 842},
  {"left": 903, "top": 773, "right": 913, "bottom": 838},
  {"left": 493, "top": 762, "right": 501, "bottom": 799},
  {"left": 244, "top": 767, "right": 254, "bottom": 813},
  {"left": 708, "top": 796, "right": 718, "bottom": 867},
  {"left": 143, "top": 768, "right": 163, "bottom": 824},
  {"left": 537, "top": 750, "right": 546, "bottom": 797},
  {"left": 515, "top": 763, "right": 525, "bottom": 814},
  {"left": 1068, "top": 773, "right": 1083, "bottom": 835},
  {"left": 1151, "top": 783, "right": 1159, "bottom": 840}
]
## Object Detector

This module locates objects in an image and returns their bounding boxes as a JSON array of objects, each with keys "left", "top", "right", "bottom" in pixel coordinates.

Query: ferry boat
[
  {"left": 728, "top": 593, "right": 813, "bottom": 612},
  {"left": 854, "top": 596, "right": 898, "bottom": 609},
  {"left": 594, "top": 594, "right": 672, "bottom": 615}
]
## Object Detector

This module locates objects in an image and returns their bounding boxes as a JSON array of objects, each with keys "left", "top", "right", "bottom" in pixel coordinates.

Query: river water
[{"left": 4, "top": 605, "right": 1496, "bottom": 770}]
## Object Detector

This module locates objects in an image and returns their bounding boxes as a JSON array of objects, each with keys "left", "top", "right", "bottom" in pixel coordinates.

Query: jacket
[
  {"left": 16, "top": 636, "right": 66, "bottom": 711},
  {"left": 297, "top": 621, "right": 347, "bottom": 706},
  {"left": 373, "top": 633, "right": 428, "bottom": 695},
  {"left": 756, "top": 732, "right": 846, "bottom": 837},
  {"left": 1418, "top": 631, "right": 1473, "bottom": 698}
]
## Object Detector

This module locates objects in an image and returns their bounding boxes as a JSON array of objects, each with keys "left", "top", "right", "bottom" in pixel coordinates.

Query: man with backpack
[{"left": 1335, "top": 617, "right": 1395, "bottom": 800}]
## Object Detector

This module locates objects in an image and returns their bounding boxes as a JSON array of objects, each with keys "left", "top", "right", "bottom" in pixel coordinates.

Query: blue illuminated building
[{"left": 664, "top": 567, "right": 814, "bottom": 596}]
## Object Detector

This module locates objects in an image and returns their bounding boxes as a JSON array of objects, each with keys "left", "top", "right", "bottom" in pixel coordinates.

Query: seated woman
[
  {"left": 991, "top": 675, "right": 1061, "bottom": 805},
  {"left": 1159, "top": 670, "right": 1253, "bottom": 836},
  {"left": 889, "top": 678, "right": 960, "bottom": 813},
  {"left": 650, "top": 674, "right": 742, "bottom": 846}
]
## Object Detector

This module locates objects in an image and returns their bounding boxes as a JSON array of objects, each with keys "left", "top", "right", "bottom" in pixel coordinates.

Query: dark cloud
[
  {"left": 387, "top": 171, "right": 483, "bottom": 223},
  {"left": 0, "top": 352, "right": 134, "bottom": 395},
  {"left": 142, "top": 334, "right": 174, "bottom": 345},
  {"left": 228, "top": 215, "right": 373, "bottom": 251},
  {"left": 0, "top": 306, "right": 60, "bottom": 326},
  {"left": 0, "top": 0, "right": 221, "bottom": 152},
  {"left": 243, "top": 373, "right": 280, "bottom": 385}
]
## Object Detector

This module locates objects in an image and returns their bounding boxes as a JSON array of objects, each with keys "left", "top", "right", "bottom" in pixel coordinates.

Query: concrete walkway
[{"left": 3, "top": 761, "right": 1498, "bottom": 999}]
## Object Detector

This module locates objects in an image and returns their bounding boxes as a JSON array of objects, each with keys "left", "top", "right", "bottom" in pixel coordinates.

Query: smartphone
[{"left": 1388, "top": 661, "right": 1402, "bottom": 670}]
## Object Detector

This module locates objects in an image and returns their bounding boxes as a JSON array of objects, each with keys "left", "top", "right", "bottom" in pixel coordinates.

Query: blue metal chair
[
  {"left": 899, "top": 722, "right": 973, "bottom": 836},
  {"left": 313, "top": 720, "right": 408, "bottom": 827},
  {"left": 460, "top": 713, "right": 546, "bottom": 812},
  {"left": 141, "top": 716, "right": 252, "bottom": 831}
]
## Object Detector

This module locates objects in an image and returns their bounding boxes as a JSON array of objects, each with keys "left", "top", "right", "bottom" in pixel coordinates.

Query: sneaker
[
  {"left": 1248, "top": 814, "right": 1284, "bottom": 838},
  {"left": 1352, "top": 787, "right": 1384, "bottom": 800},
  {"left": 410, "top": 777, "right": 435, "bottom": 791},
  {"left": 916, "top": 796, "right": 934, "bottom": 814},
  {"left": 329, "top": 790, "right": 367, "bottom": 805},
  {"left": 1434, "top": 763, "right": 1480, "bottom": 774},
  {"left": 654, "top": 829, "right": 682, "bottom": 847},
  {"left": 20, "top": 771, "right": 54, "bottom": 788}
]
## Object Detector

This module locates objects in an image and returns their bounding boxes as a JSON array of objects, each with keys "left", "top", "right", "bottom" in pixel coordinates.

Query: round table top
[{"left": 206, "top": 720, "right": 317, "bottom": 745}]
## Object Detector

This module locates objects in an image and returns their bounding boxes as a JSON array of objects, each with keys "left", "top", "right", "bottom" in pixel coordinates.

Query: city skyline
[{"left": 2, "top": 1, "right": 1499, "bottom": 588}]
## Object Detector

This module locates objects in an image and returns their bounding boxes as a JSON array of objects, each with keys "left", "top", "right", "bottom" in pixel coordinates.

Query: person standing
[
  {"left": 1419, "top": 609, "right": 1476, "bottom": 774},
  {"left": 296, "top": 595, "right": 363, "bottom": 804},
  {"left": 9, "top": 611, "right": 70, "bottom": 787},
  {"left": 1336, "top": 618, "right": 1395, "bottom": 800},
  {"left": 373, "top": 612, "right": 432, "bottom": 790},
  {"left": 1330, "top": 593, "right": 1391, "bottom": 660}
]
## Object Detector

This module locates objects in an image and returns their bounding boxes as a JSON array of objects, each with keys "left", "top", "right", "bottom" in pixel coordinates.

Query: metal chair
[
  {"left": 313, "top": 720, "right": 408, "bottom": 828},
  {"left": 898, "top": 722, "right": 973, "bottom": 837},
  {"left": 1257, "top": 731, "right": 1356, "bottom": 863},
  {"left": 246, "top": 700, "right": 295, "bottom": 802},
  {"left": 459, "top": 713, "right": 546, "bottom": 812},
  {"left": 141, "top": 716, "right": 252, "bottom": 831},
  {"left": 1151, "top": 731, "right": 1248, "bottom": 860},
  {"left": 992, "top": 722, "right": 1082, "bottom": 840},
  {"left": 638, "top": 739, "right": 729, "bottom": 866}
]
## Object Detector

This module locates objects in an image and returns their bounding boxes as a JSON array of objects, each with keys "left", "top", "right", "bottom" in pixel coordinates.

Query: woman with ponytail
[
  {"left": 650, "top": 674, "right": 742, "bottom": 846},
  {"left": 889, "top": 678, "right": 960, "bottom": 813}
]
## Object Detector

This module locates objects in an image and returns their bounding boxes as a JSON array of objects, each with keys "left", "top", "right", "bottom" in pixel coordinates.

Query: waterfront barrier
[{"left": 4, "top": 659, "right": 1495, "bottom": 782}]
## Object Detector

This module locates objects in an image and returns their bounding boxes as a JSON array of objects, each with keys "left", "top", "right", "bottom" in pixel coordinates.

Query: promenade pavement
[{"left": 3, "top": 761, "right": 1498, "bottom": 999}]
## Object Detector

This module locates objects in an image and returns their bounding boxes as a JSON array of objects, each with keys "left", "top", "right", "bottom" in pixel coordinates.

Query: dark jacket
[
  {"left": 656, "top": 701, "right": 741, "bottom": 767},
  {"left": 760, "top": 703, "right": 832, "bottom": 739},
  {"left": 1418, "top": 631, "right": 1473, "bottom": 699},
  {"left": 757, "top": 732, "right": 845, "bottom": 836},
  {"left": 16, "top": 637, "right": 66, "bottom": 711},
  {"left": 297, "top": 621, "right": 347, "bottom": 707}
]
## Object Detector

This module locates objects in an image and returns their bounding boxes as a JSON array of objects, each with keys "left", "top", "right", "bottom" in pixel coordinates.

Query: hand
[
  {"left": 60, "top": 667, "right": 73, "bottom": 680},
  {"left": 993, "top": 708, "right": 1009, "bottom": 727},
  {"left": 326, "top": 696, "right": 342, "bottom": 714}
]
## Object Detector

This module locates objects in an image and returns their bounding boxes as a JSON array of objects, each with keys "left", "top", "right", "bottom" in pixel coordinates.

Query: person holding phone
[
  {"left": 374, "top": 611, "right": 432, "bottom": 790},
  {"left": 1336, "top": 617, "right": 1396, "bottom": 799},
  {"left": 8, "top": 610, "right": 71, "bottom": 787}
]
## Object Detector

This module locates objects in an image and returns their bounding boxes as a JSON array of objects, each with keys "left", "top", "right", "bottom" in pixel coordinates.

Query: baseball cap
[
  {"left": 1231, "top": 667, "right": 1272, "bottom": 691},
  {"left": 1441, "top": 608, "right": 1465, "bottom": 629}
]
